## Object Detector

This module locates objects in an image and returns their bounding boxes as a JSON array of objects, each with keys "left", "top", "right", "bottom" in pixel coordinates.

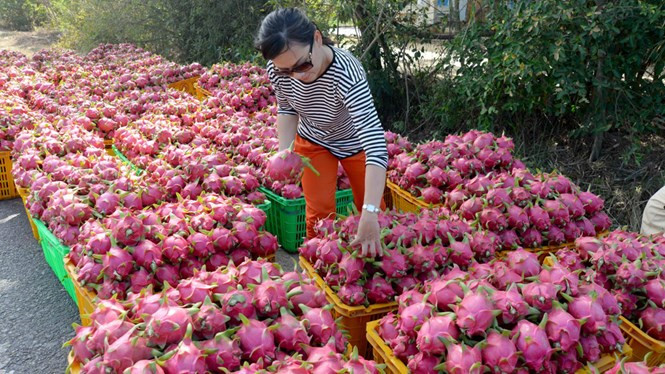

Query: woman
[{"left": 255, "top": 8, "right": 388, "bottom": 257}]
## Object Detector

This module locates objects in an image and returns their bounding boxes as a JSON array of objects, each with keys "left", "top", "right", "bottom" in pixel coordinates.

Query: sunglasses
[{"left": 273, "top": 37, "right": 314, "bottom": 76}]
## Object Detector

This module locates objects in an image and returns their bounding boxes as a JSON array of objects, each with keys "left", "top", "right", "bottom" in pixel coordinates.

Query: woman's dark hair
[{"left": 255, "top": 8, "right": 334, "bottom": 60}]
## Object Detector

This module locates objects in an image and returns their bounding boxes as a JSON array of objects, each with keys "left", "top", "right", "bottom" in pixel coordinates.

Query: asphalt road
[
  {"left": 0, "top": 197, "right": 299, "bottom": 373},
  {"left": 0, "top": 197, "right": 78, "bottom": 373}
]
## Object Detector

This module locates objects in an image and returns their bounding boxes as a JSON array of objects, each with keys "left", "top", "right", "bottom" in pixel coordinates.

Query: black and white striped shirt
[{"left": 267, "top": 46, "right": 388, "bottom": 169}]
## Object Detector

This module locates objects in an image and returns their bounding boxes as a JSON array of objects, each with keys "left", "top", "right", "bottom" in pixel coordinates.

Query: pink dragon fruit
[
  {"left": 641, "top": 306, "right": 665, "bottom": 340},
  {"left": 254, "top": 276, "right": 289, "bottom": 318},
  {"left": 338, "top": 283, "right": 366, "bottom": 306},
  {"left": 646, "top": 278, "right": 665, "bottom": 307},
  {"left": 221, "top": 289, "right": 256, "bottom": 323},
  {"left": 289, "top": 284, "right": 327, "bottom": 315},
  {"left": 398, "top": 300, "right": 434, "bottom": 337},
  {"left": 377, "top": 249, "right": 408, "bottom": 278},
  {"left": 506, "top": 249, "right": 541, "bottom": 277},
  {"left": 481, "top": 331, "right": 518, "bottom": 373},
  {"left": 563, "top": 294, "right": 607, "bottom": 334},
  {"left": 366, "top": 276, "right": 396, "bottom": 304},
  {"left": 266, "top": 149, "right": 306, "bottom": 181},
  {"left": 416, "top": 314, "right": 460, "bottom": 355},
  {"left": 237, "top": 315, "right": 276, "bottom": 363},
  {"left": 200, "top": 330, "right": 242, "bottom": 372},
  {"left": 161, "top": 324, "right": 206, "bottom": 373},
  {"left": 342, "top": 347, "right": 381, "bottom": 374},
  {"left": 445, "top": 343, "right": 484, "bottom": 374},
  {"left": 102, "top": 247, "right": 134, "bottom": 280},
  {"left": 273, "top": 307, "right": 311, "bottom": 352},
  {"left": 511, "top": 318, "right": 553, "bottom": 371},
  {"left": 338, "top": 252, "right": 365, "bottom": 284},
  {"left": 407, "top": 352, "right": 440, "bottom": 374},
  {"left": 539, "top": 263, "right": 579, "bottom": 295},
  {"left": 426, "top": 278, "right": 464, "bottom": 311},
  {"left": 479, "top": 207, "right": 508, "bottom": 232},
  {"left": 521, "top": 282, "right": 558, "bottom": 311},
  {"left": 300, "top": 305, "right": 338, "bottom": 345},
  {"left": 112, "top": 215, "right": 145, "bottom": 246},
  {"left": 421, "top": 186, "right": 444, "bottom": 204},
  {"left": 545, "top": 307, "right": 581, "bottom": 350},
  {"left": 580, "top": 335, "right": 602, "bottom": 362},
  {"left": 132, "top": 240, "right": 163, "bottom": 270},
  {"left": 454, "top": 289, "right": 497, "bottom": 336},
  {"left": 66, "top": 325, "right": 95, "bottom": 362},
  {"left": 125, "top": 360, "right": 165, "bottom": 374},
  {"left": 102, "top": 327, "right": 152, "bottom": 372},
  {"left": 177, "top": 278, "right": 213, "bottom": 304},
  {"left": 145, "top": 305, "right": 193, "bottom": 346},
  {"left": 506, "top": 205, "right": 529, "bottom": 231},
  {"left": 490, "top": 261, "right": 523, "bottom": 290},
  {"left": 493, "top": 285, "right": 530, "bottom": 325},
  {"left": 596, "top": 322, "right": 625, "bottom": 351},
  {"left": 378, "top": 314, "right": 399, "bottom": 342},
  {"left": 192, "top": 298, "right": 229, "bottom": 340},
  {"left": 554, "top": 349, "right": 583, "bottom": 373}
]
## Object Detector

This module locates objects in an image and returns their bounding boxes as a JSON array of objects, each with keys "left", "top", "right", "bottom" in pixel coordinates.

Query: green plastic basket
[
  {"left": 258, "top": 187, "right": 354, "bottom": 253},
  {"left": 33, "top": 219, "right": 77, "bottom": 304},
  {"left": 256, "top": 199, "right": 275, "bottom": 233},
  {"left": 112, "top": 145, "right": 144, "bottom": 175}
]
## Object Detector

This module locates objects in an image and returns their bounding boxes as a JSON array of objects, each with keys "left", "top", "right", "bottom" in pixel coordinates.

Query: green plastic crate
[
  {"left": 256, "top": 199, "right": 275, "bottom": 233},
  {"left": 258, "top": 187, "right": 354, "bottom": 253},
  {"left": 112, "top": 145, "right": 144, "bottom": 175},
  {"left": 34, "top": 219, "right": 77, "bottom": 304}
]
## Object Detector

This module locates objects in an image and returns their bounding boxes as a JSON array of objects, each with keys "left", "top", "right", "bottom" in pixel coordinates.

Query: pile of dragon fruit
[
  {"left": 387, "top": 130, "right": 523, "bottom": 201},
  {"left": 377, "top": 251, "right": 626, "bottom": 373},
  {"left": 66, "top": 259, "right": 382, "bottom": 373},
  {"left": 299, "top": 207, "right": 506, "bottom": 306},
  {"left": 387, "top": 129, "right": 610, "bottom": 248},
  {"left": 67, "top": 193, "right": 278, "bottom": 299},
  {"left": 198, "top": 62, "right": 275, "bottom": 114},
  {"left": 442, "top": 168, "right": 612, "bottom": 249},
  {"left": 554, "top": 231, "right": 665, "bottom": 342}
]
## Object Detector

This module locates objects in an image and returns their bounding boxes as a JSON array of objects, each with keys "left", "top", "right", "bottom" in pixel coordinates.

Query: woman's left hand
[{"left": 350, "top": 212, "right": 382, "bottom": 258}]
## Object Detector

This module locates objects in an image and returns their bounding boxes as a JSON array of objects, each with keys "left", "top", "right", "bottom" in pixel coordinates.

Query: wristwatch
[{"left": 362, "top": 203, "right": 380, "bottom": 214}]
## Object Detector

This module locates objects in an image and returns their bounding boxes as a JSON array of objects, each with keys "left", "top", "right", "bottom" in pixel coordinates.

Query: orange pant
[{"left": 294, "top": 135, "right": 385, "bottom": 239}]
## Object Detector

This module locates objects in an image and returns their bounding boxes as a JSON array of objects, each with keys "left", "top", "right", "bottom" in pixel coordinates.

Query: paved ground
[
  {"left": 0, "top": 197, "right": 299, "bottom": 373},
  {"left": 0, "top": 197, "right": 78, "bottom": 373}
]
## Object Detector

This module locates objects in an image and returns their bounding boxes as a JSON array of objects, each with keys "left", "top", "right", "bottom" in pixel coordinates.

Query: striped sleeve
[
  {"left": 266, "top": 64, "right": 298, "bottom": 116},
  {"left": 342, "top": 79, "right": 388, "bottom": 169}
]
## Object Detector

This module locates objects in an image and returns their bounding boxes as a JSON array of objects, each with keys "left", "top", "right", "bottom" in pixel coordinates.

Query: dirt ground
[{"left": 0, "top": 28, "right": 60, "bottom": 56}]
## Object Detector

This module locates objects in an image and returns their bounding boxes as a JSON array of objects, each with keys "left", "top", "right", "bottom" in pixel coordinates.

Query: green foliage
[
  {"left": 434, "top": 0, "right": 665, "bottom": 140},
  {"left": 49, "top": 0, "right": 269, "bottom": 65},
  {"left": 0, "top": 0, "right": 49, "bottom": 31}
]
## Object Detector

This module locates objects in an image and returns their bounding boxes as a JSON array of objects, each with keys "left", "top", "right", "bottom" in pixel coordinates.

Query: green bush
[
  {"left": 0, "top": 0, "right": 48, "bottom": 31},
  {"left": 50, "top": 0, "right": 269, "bottom": 65},
  {"left": 428, "top": 0, "right": 665, "bottom": 144}
]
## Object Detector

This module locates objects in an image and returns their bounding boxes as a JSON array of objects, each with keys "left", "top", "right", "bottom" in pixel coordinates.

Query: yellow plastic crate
[
  {"left": 620, "top": 315, "right": 665, "bottom": 366},
  {"left": 300, "top": 256, "right": 397, "bottom": 358},
  {"left": 366, "top": 320, "right": 630, "bottom": 374},
  {"left": 385, "top": 180, "right": 440, "bottom": 213},
  {"left": 498, "top": 230, "right": 610, "bottom": 263},
  {"left": 0, "top": 151, "right": 18, "bottom": 200},
  {"left": 16, "top": 186, "right": 38, "bottom": 240},
  {"left": 194, "top": 83, "right": 211, "bottom": 101},
  {"left": 64, "top": 259, "right": 96, "bottom": 327},
  {"left": 66, "top": 351, "right": 80, "bottom": 374},
  {"left": 167, "top": 76, "right": 200, "bottom": 96}
]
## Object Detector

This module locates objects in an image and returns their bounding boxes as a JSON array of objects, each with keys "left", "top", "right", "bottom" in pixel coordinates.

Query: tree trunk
[{"left": 589, "top": 0, "right": 606, "bottom": 163}]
